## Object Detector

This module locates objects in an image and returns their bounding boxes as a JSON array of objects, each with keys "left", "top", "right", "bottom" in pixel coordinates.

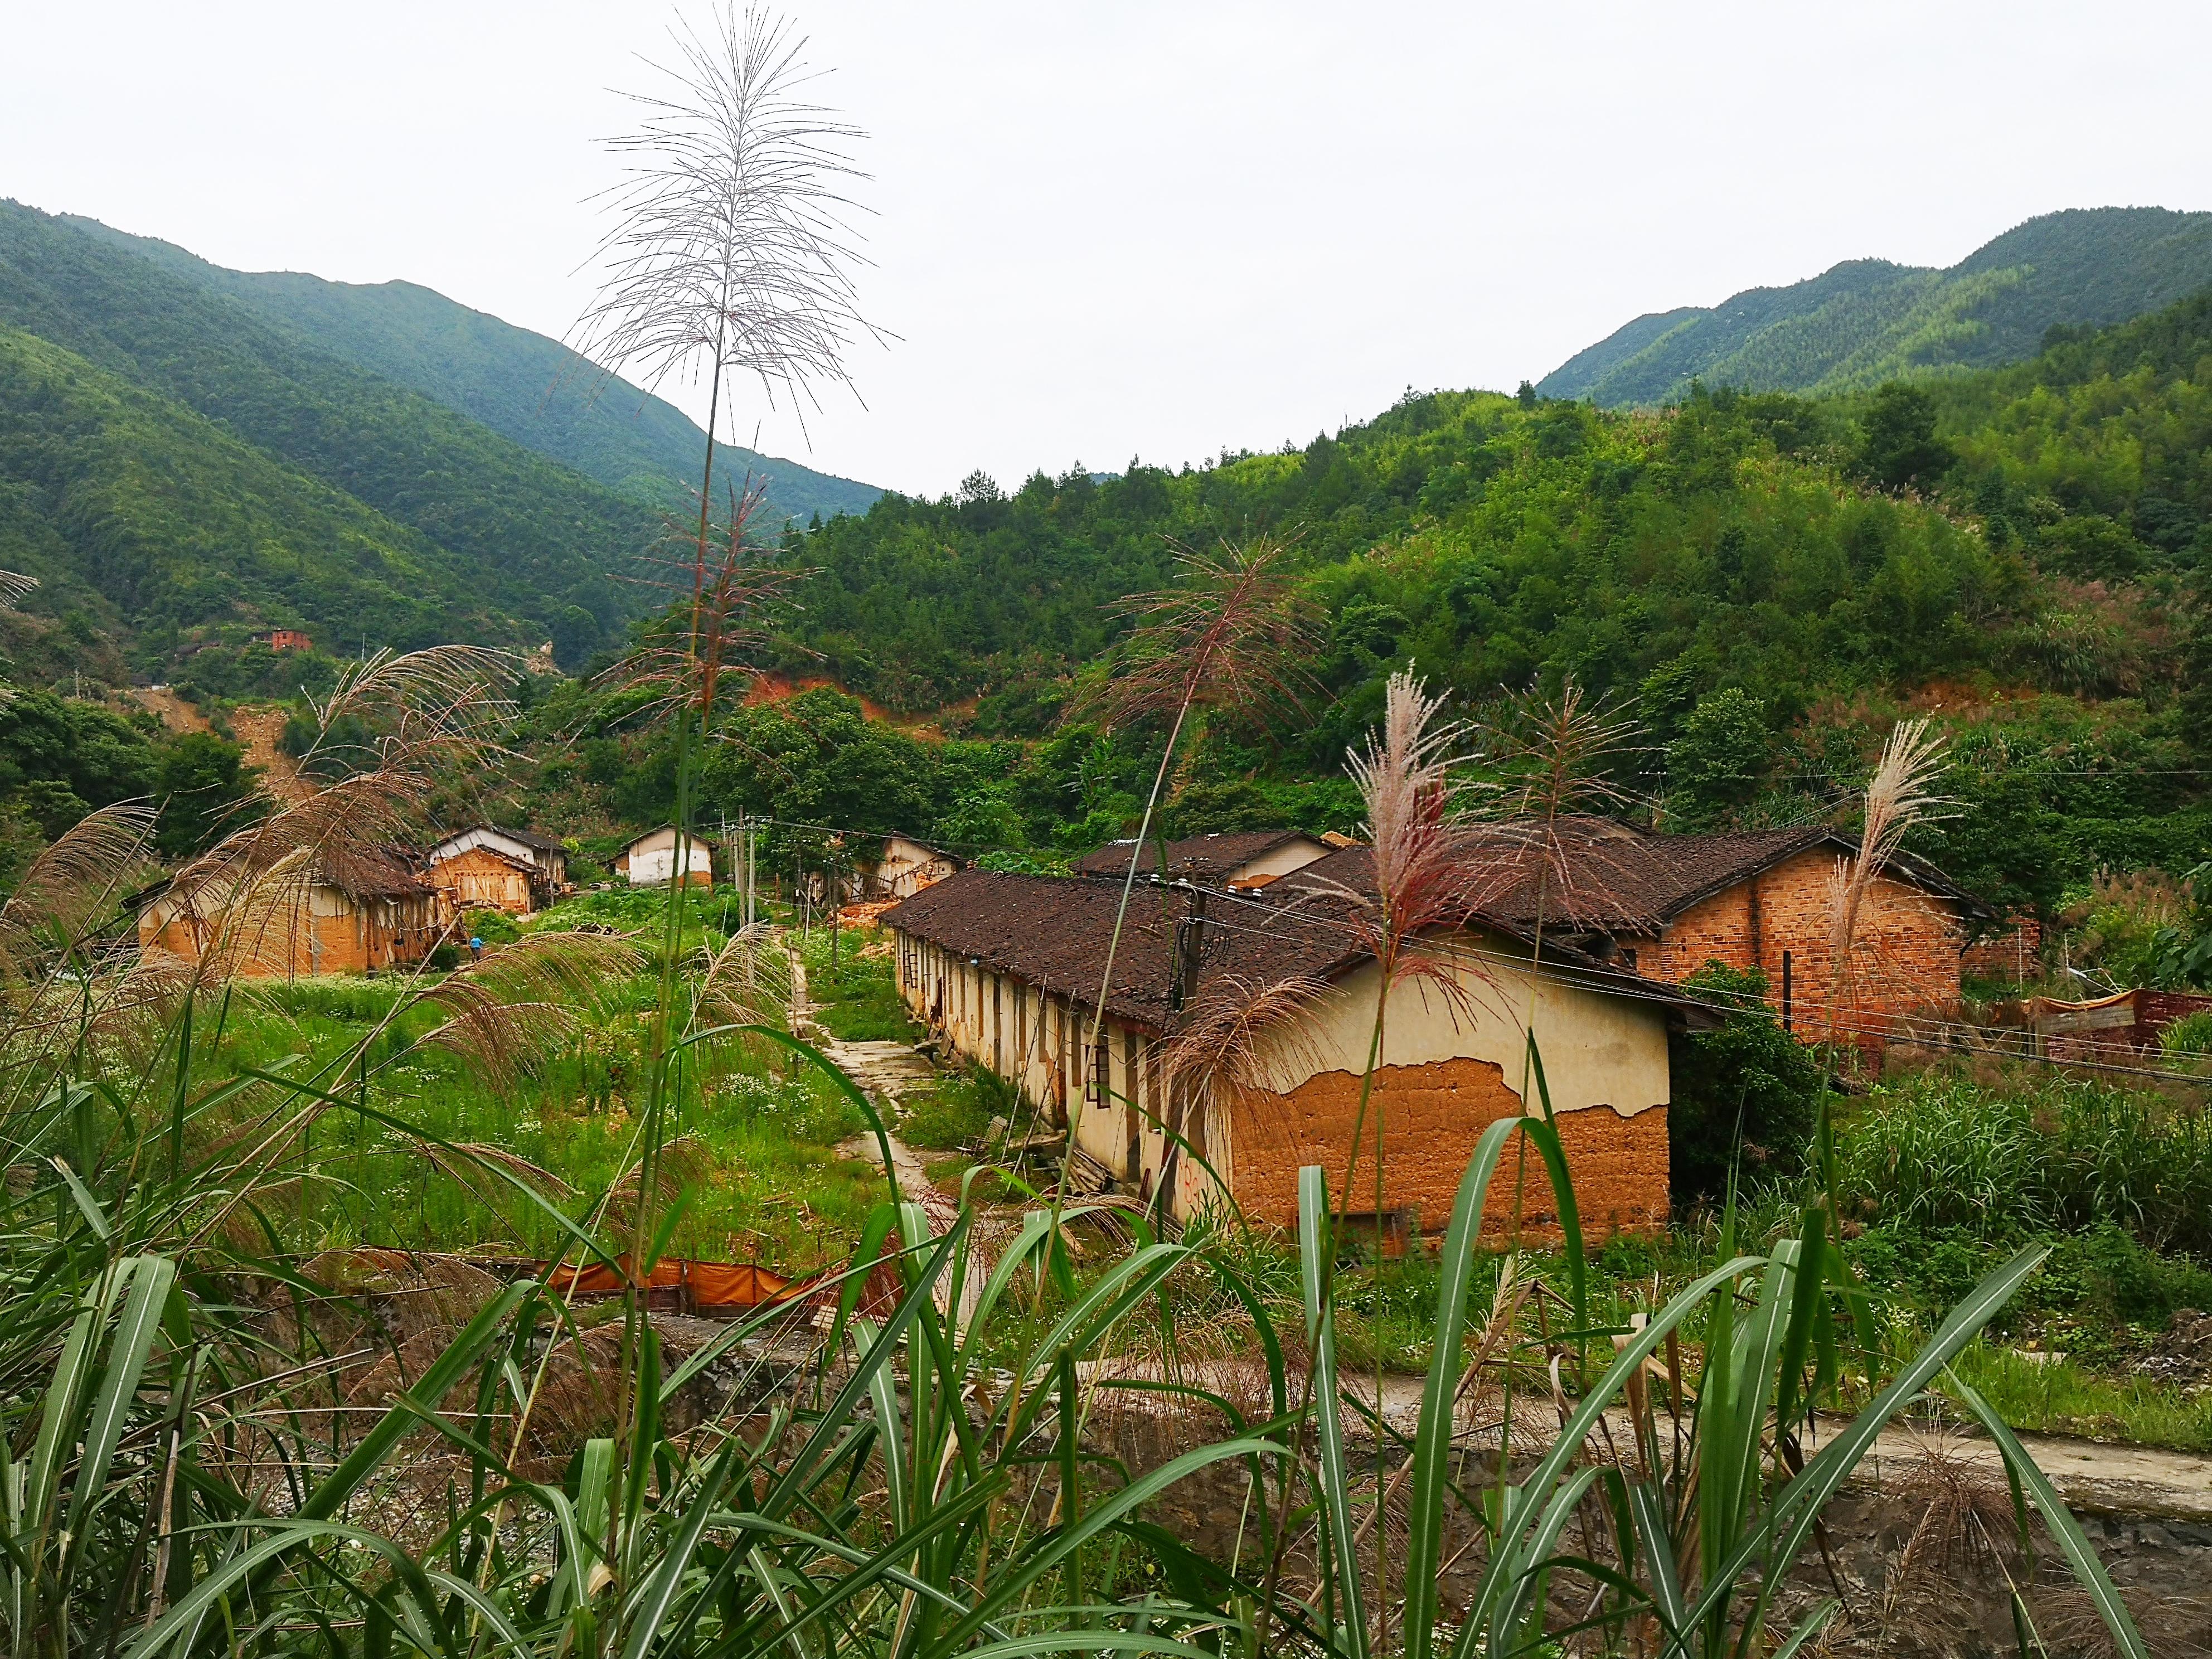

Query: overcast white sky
[{"left": 6, "top": 1, "right": 2209, "bottom": 497}]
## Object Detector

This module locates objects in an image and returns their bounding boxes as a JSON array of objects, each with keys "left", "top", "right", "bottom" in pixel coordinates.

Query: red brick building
[{"left": 1292, "top": 819, "right": 1992, "bottom": 1044}]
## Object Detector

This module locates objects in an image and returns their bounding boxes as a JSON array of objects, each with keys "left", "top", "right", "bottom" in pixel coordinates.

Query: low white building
[{"left": 614, "top": 826, "right": 715, "bottom": 887}]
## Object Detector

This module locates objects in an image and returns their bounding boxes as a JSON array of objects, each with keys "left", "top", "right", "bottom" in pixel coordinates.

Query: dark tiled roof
[
  {"left": 320, "top": 846, "right": 433, "bottom": 901},
  {"left": 1070, "top": 828, "right": 1325, "bottom": 881},
  {"left": 881, "top": 868, "right": 1709, "bottom": 1035},
  {"left": 1283, "top": 817, "right": 1990, "bottom": 933},
  {"left": 433, "top": 824, "right": 567, "bottom": 857},
  {"left": 499, "top": 826, "right": 569, "bottom": 854}
]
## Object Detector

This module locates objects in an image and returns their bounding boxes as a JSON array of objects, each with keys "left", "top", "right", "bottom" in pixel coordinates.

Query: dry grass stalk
[
  {"left": 1483, "top": 676, "right": 1646, "bottom": 944},
  {"left": 693, "top": 920, "right": 793, "bottom": 1031},
  {"left": 1071, "top": 535, "right": 1323, "bottom": 735},
  {"left": 1826, "top": 716, "right": 1952, "bottom": 1042},
  {"left": 1055, "top": 534, "right": 1326, "bottom": 1200}
]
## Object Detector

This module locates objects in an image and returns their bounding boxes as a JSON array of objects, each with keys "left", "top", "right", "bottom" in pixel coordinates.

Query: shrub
[
  {"left": 1666, "top": 961, "right": 1825, "bottom": 1205},
  {"left": 2160, "top": 1008, "right": 2212, "bottom": 1056},
  {"left": 898, "top": 1064, "right": 1009, "bottom": 1151},
  {"left": 463, "top": 906, "right": 522, "bottom": 945},
  {"left": 1839, "top": 1069, "right": 2212, "bottom": 1255}
]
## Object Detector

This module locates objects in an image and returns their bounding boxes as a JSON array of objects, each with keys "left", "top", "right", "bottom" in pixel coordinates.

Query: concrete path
[
  {"left": 786, "top": 947, "right": 949, "bottom": 1218},
  {"left": 1109, "top": 1359, "right": 2212, "bottom": 1524}
]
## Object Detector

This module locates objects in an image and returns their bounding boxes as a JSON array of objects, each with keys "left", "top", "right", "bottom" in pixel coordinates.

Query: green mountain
[
  {"left": 1538, "top": 207, "right": 2212, "bottom": 406},
  {"left": 0, "top": 321, "right": 511, "bottom": 649},
  {"left": 548, "top": 284, "right": 2208, "bottom": 917},
  {"left": 64, "top": 215, "right": 881, "bottom": 525},
  {"left": 0, "top": 200, "right": 716, "bottom": 666}
]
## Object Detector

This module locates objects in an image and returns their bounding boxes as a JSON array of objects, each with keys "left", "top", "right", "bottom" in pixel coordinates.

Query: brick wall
[
  {"left": 1224, "top": 1056, "right": 1668, "bottom": 1242},
  {"left": 1962, "top": 914, "right": 2043, "bottom": 982},
  {"left": 1645, "top": 849, "right": 1964, "bottom": 1039}
]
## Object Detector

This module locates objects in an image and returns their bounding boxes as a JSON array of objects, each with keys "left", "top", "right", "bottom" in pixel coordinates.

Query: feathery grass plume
[
  {"left": 692, "top": 919, "right": 794, "bottom": 1031},
  {"left": 604, "top": 1131, "right": 714, "bottom": 1220},
  {"left": 1071, "top": 533, "right": 1323, "bottom": 734},
  {"left": 1330, "top": 668, "right": 1491, "bottom": 1650},
  {"left": 0, "top": 801, "right": 160, "bottom": 979},
  {"left": 1826, "top": 715, "right": 1952, "bottom": 1044},
  {"left": 573, "top": 0, "right": 882, "bottom": 636},
  {"left": 1158, "top": 971, "right": 1333, "bottom": 1112},
  {"left": 413, "top": 931, "right": 645, "bottom": 1090},
  {"left": 1057, "top": 534, "right": 1323, "bottom": 1201},
  {"left": 418, "top": 1140, "right": 577, "bottom": 1202}
]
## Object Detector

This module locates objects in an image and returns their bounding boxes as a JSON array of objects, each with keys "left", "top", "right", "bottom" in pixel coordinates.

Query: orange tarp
[{"left": 541, "top": 1254, "right": 803, "bottom": 1309}]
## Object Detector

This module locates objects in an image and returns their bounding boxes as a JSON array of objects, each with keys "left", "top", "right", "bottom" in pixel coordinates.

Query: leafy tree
[
  {"left": 1666, "top": 962, "right": 1825, "bottom": 1207},
  {"left": 550, "top": 605, "right": 603, "bottom": 674},
  {"left": 0, "top": 692, "right": 157, "bottom": 836},
  {"left": 1665, "top": 689, "right": 1770, "bottom": 826},
  {"left": 1855, "top": 381, "right": 1954, "bottom": 491},
  {"left": 153, "top": 731, "right": 256, "bottom": 857}
]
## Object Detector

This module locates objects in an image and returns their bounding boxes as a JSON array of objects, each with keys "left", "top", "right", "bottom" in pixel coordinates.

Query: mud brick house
[
  {"left": 881, "top": 869, "right": 1713, "bottom": 1240},
  {"left": 425, "top": 826, "right": 572, "bottom": 916},
  {"left": 138, "top": 849, "right": 449, "bottom": 978},
  {"left": 1293, "top": 818, "right": 1991, "bottom": 1043},
  {"left": 851, "top": 835, "right": 959, "bottom": 902},
  {"left": 1071, "top": 830, "right": 1333, "bottom": 890}
]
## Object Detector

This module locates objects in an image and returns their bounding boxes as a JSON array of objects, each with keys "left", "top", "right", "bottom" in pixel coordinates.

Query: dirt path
[
  {"left": 225, "top": 705, "right": 313, "bottom": 806},
  {"left": 131, "top": 687, "right": 313, "bottom": 807},
  {"left": 786, "top": 948, "right": 944, "bottom": 1207},
  {"left": 130, "top": 685, "right": 210, "bottom": 735}
]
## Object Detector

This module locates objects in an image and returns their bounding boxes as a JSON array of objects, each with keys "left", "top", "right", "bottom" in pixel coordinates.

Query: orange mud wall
[
  {"left": 1223, "top": 1060, "right": 1667, "bottom": 1243},
  {"left": 1207, "top": 944, "right": 1673, "bottom": 1239},
  {"left": 139, "top": 888, "right": 444, "bottom": 978}
]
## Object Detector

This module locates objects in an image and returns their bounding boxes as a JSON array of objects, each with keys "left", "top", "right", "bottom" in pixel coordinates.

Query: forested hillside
[
  {"left": 65, "top": 215, "right": 881, "bottom": 525},
  {"left": 0, "top": 202, "right": 669, "bottom": 648},
  {"left": 0, "top": 324, "right": 519, "bottom": 648},
  {"left": 503, "top": 284, "right": 2212, "bottom": 921},
  {"left": 1540, "top": 207, "right": 2212, "bottom": 406}
]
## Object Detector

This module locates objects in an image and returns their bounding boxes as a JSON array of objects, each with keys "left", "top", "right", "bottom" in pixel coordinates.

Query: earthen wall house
[
  {"left": 426, "top": 826, "right": 571, "bottom": 916},
  {"left": 883, "top": 871, "right": 1702, "bottom": 1238},
  {"left": 429, "top": 846, "right": 537, "bottom": 915},
  {"left": 138, "top": 853, "right": 449, "bottom": 978}
]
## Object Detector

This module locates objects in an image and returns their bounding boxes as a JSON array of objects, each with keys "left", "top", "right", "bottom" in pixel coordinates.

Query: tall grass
[{"left": 1839, "top": 1068, "right": 2212, "bottom": 1253}]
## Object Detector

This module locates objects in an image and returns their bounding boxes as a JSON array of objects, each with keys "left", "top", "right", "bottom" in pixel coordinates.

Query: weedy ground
[{"left": 214, "top": 901, "right": 2212, "bottom": 1452}]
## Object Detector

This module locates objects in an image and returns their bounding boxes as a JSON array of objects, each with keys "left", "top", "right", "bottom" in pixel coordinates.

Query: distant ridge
[
  {"left": 62, "top": 216, "right": 881, "bottom": 526},
  {"left": 1539, "top": 206, "right": 2212, "bottom": 406}
]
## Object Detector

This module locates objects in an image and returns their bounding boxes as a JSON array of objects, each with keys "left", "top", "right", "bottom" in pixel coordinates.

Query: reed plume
[
  {"left": 1825, "top": 715, "right": 1952, "bottom": 1042},
  {"left": 1058, "top": 534, "right": 1322, "bottom": 1197}
]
